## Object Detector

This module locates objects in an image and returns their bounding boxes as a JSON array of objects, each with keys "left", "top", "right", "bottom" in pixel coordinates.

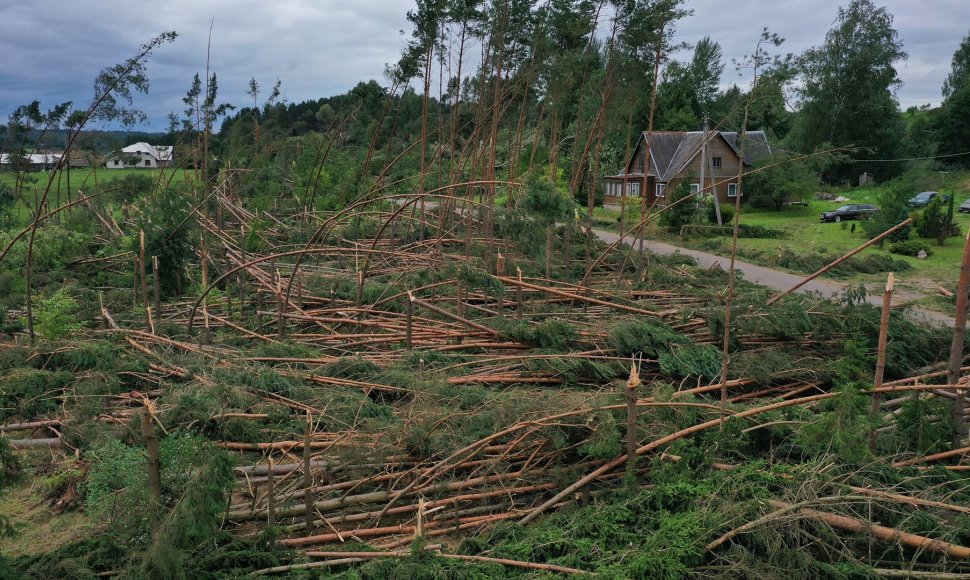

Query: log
[
  {"left": 255, "top": 548, "right": 585, "bottom": 576},
  {"left": 0, "top": 420, "right": 62, "bottom": 432},
  {"left": 497, "top": 275, "right": 675, "bottom": 318},
  {"left": 893, "top": 444, "right": 970, "bottom": 468},
  {"left": 848, "top": 486, "right": 970, "bottom": 516},
  {"left": 766, "top": 499, "right": 970, "bottom": 559},
  {"left": 6, "top": 438, "right": 61, "bottom": 449}
]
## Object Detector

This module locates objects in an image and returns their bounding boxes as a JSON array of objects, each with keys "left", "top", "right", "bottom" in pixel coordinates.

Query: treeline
[{"left": 196, "top": 0, "right": 970, "bottom": 210}]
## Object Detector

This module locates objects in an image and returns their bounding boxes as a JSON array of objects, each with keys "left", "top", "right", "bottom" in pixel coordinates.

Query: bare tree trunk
[{"left": 947, "top": 231, "right": 970, "bottom": 449}]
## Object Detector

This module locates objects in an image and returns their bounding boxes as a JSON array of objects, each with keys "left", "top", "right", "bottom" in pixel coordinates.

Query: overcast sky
[{"left": 1, "top": 0, "right": 967, "bottom": 131}]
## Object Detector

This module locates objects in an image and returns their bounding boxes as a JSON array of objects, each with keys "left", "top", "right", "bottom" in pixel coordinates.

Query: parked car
[
  {"left": 820, "top": 204, "right": 879, "bottom": 223},
  {"left": 959, "top": 198, "right": 970, "bottom": 213},
  {"left": 907, "top": 191, "right": 951, "bottom": 208}
]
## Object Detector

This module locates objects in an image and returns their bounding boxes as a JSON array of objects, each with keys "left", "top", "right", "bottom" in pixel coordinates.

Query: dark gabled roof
[
  {"left": 721, "top": 131, "right": 772, "bottom": 165},
  {"left": 658, "top": 132, "right": 705, "bottom": 182}
]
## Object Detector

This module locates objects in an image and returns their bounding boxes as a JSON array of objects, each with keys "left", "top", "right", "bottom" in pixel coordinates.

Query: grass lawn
[
  {"left": 0, "top": 167, "right": 190, "bottom": 227},
  {"left": 597, "top": 169, "right": 970, "bottom": 309}
]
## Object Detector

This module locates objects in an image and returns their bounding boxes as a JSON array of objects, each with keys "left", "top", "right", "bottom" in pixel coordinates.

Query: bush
[
  {"left": 913, "top": 196, "right": 960, "bottom": 245},
  {"left": 32, "top": 288, "right": 83, "bottom": 340},
  {"left": 889, "top": 240, "right": 932, "bottom": 257},
  {"left": 660, "top": 182, "right": 702, "bottom": 232},
  {"left": 708, "top": 201, "right": 734, "bottom": 225}
]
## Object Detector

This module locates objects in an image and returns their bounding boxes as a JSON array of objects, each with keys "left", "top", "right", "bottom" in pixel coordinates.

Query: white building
[
  {"left": 105, "top": 142, "right": 173, "bottom": 169},
  {"left": 0, "top": 152, "right": 63, "bottom": 170}
]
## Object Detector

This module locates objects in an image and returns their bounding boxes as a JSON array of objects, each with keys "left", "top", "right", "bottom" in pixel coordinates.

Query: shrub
[
  {"left": 889, "top": 240, "right": 932, "bottom": 257},
  {"left": 913, "top": 196, "right": 960, "bottom": 245},
  {"left": 708, "top": 200, "right": 734, "bottom": 225},
  {"left": 660, "top": 182, "right": 701, "bottom": 232}
]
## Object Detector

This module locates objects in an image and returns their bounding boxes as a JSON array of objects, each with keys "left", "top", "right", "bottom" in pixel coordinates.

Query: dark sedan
[
  {"left": 908, "top": 191, "right": 951, "bottom": 208},
  {"left": 820, "top": 204, "right": 878, "bottom": 223}
]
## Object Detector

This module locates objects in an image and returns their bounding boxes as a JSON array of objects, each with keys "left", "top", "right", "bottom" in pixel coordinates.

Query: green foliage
[
  {"left": 713, "top": 203, "right": 734, "bottom": 225},
  {"left": 102, "top": 173, "right": 156, "bottom": 206},
  {"left": 939, "top": 33, "right": 970, "bottom": 167},
  {"left": 913, "top": 195, "right": 959, "bottom": 245},
  {"left": 607, "top": 319, "right": 688, "bottom": 358},
  {"left": 745, "top": 156, "right": 817, "bottom": 210},
  {"left": 688, "top": 223, "right": 787, "bottom": 239},
  {"left": 0, "top": 368, "right": 72, "bottom": 421},
  {"left": 523, "top": 356, "right": 620, "bottom": 385},
  {"left": 797, "top": 339, "right": 875, "bottom": 463},
  {"left": 2, "top": 441, "right": 49, "bottom": 571},
  {"left": 32, "top": 288, "right": 83, "bottom": 340},
  {"left": 580, "top": 411, "right": 623, "bottom": 459},
  {"left": 776, "top": 248, "right": 910, "bottom": 278},
  {"left": 659, "top": 344, "right": 721, "bottom": 380},
  {"left": 138, "top": 183, "right": 195, "bottom": 296},
  {"left": 521, "top": 178, "right": 572, "bottom": 226},
  {"left": 84, "top": 439, "right": 151, "bottom": 543},
  {"left": 321, "top": 356, "right": 382, "bottom": 380},
  {"left": 491, "top": 317, "right": 579, "bottom": 351},
  {"left": 741, "top": 300, "right": 813, "bottom": 340},
  {"left": 888, "top": 240, "right": 932, "bottom": 257},
  {"left": 455, "top": 263, "right": 506, "bottom": 297},
  {"left": 461, "top": 475, "right": 718, "bottom": 577},
  {"left": 659, "top": 181, "right": 701, "bottom": 232},
  {"left": 137, "top": 451, "right": 235, "bottom": 579},
  {"left": 847, "top": 303, "right": 952, "bottom": 378},
  {"left": 895, "top": 394, "right": 952, "bottom": 455},
  {"left": 794, "top": 0, "right": 906, "bottom": 181},
  {"left": 862, "top": 174, "right": 920, "bottom": 243}
]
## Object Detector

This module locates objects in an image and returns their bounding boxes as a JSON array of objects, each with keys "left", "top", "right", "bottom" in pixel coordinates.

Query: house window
[
  {"left": 728, "top": 183, "right": 739, "bottom": 197},
  {"left": 113, "top": 160, "right": 119, "bottom": 166},
  {"left": 656, "top": 183, "right": 665, "bottom": 198},
  {"left": 712, "top": 157, "right": 722, "bottom": 168},
  {"left": 690, "top": 183, "right": 700, "bottom": 194},
  {"left": 145, "top": 159, "right": 151, "bottom": 166},
  {"left": 637, "top": 153, "right": 645, "bottom": 173},
  {"left": 627, "top": 182, "right": 640, "bottom": 197}
]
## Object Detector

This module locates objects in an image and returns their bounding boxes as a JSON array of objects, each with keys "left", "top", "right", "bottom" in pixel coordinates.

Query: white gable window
[
  {"left": 727, "top": 183, "right": 739, "bottom": 197},
  {"left": 690, "top": 183, "right": 700, "bottom": 194},
  {"left": 655, "top": 182, "right": 665, "bottom": 198}
]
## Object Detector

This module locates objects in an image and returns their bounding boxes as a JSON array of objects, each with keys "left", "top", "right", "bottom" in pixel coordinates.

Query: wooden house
[{"left": 603, "top": 129, "right": 772, "bottom": 207}]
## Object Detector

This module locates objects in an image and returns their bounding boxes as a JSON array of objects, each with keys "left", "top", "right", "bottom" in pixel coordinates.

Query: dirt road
[{"left": 591, "top": 228, "right": 959, "bottom": 328}]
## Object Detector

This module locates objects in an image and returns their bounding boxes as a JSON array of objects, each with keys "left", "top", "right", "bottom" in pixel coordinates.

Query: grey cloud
[{"left": 1, "top": 0, "right": 967, "bottom": 129}]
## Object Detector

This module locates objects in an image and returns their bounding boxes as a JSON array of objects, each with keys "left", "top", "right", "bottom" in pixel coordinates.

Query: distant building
[
  {"left": 104, "top": 142, "right": 173, "bottom": 169},
  {"left": 0, "top": 152, "right": 62, "bottom": 171}
]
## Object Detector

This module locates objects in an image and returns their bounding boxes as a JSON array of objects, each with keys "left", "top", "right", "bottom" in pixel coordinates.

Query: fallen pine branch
[{"left": 765, "top": 499, "right": 970, "bottom": 560}]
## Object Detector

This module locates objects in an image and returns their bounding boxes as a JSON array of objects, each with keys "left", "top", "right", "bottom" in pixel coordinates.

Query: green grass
[
  {"left": 634, "top": 169, "right": 970, "bottom": 308},
  {"left": 0, "top": 167, "right": 190, "bottom": 226}
]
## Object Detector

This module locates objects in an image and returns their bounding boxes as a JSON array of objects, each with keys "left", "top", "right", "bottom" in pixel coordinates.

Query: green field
[{"left": 0, "top": 167, "right": 190, "bottom": 225}]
